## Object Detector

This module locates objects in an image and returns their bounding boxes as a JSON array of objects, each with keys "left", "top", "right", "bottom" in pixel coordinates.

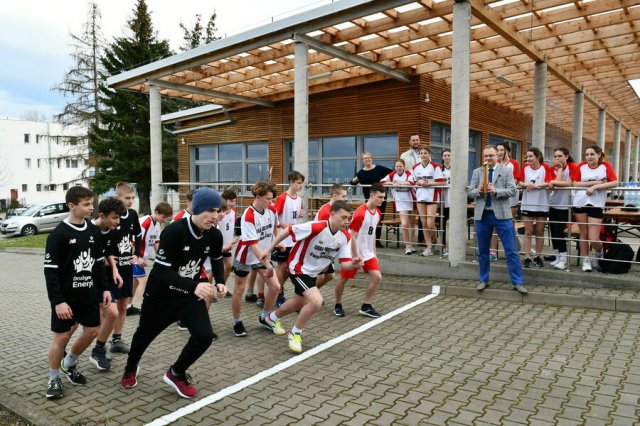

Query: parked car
[
  {"left": 6, "top": 207, "right": 28, "bottom": 218},
  {"left": 0, "top": 202, "right": 69, "bottom": 236}
]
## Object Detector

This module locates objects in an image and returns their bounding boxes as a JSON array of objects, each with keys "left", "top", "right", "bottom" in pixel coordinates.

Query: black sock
[
  {"left": 96, "top": 340, "right": 106, "bottom": 348},
  {"left": 171, "top": 366, "right": 184, "bottom": 378},
  {"left": 362, "top": 303, "right": 371, "bottom": 309},
  {"left": 112, "top": 334, "right": 122, "bottom": 342},
  {"left": 335, "top": 303, "right": 342, "bottom": 308}
]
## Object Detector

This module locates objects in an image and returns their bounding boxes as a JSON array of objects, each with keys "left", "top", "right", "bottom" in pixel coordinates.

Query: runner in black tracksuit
[{"left": 120, "top": 188, "right": 227, "bottom": 399}]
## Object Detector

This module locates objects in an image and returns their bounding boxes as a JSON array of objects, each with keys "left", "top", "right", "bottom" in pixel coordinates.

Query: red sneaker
[
  {"left": 163, "top": 369, "right": 197, "bottom": 399},
  {"left": 120, "top": 367, "right": 139, "bottom": 389}
]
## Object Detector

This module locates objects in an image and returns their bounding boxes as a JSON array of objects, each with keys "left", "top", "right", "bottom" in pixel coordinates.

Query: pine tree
[{"left": 91, "top": 0, "right": 173, "bottom": 213}]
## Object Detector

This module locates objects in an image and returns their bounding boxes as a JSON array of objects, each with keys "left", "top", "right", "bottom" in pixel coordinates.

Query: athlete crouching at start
[
  {"left": 120, "top": 187, "right": 227, "bottom": 399},
  {"left": 262, "top": 201, "right": 362, "bottom": 353}
]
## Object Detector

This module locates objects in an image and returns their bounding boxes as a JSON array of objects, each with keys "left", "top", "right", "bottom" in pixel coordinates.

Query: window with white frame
[
  {"left": 191, "top": 142, "right": 269, "bottom": 188},
  {"left": 285, "top": 134, "right": 398, "bottom": 193},
  {"left": 37, "top": 159, "right": 41, "bottom": 168},
  {"left": 25, "top": 158, "right": 31, "bottom": 168},
  {"left": 431, "top": 121, "right": 481, "bottom": 180},
  {"left": 22, "top": 184, "right": 27, "bottom": 192},
  {"left": 24, "top": 134, "right": 30, "bottom": 144}
]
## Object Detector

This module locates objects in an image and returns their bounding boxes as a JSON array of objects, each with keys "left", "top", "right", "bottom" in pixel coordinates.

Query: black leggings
[
  {"left": 548, "top": 207, "right": 570, "bottom": 253},
  {"left": 441, "top": 207, "right": 450, "bottom": 245},
  {"left": 125, "top": 297, "right": 214, "bottom": 375}
]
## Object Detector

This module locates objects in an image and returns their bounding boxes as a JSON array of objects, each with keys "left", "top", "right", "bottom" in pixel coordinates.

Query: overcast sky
[{"left": 0, "top": 0, "right": 330, "bottom": 120}]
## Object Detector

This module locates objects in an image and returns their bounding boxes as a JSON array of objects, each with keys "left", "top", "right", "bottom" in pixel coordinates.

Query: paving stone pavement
[{"left": 1, "top": 252, "right": 640, "bottom": 425}]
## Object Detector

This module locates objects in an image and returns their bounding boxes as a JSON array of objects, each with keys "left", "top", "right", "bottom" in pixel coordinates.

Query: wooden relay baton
[{"left": 482, "top": 162, "right": 489, "bottom": 193}]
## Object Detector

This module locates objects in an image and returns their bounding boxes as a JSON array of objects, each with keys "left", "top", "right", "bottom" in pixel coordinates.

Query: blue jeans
[{"left": 476, "top": 210, "right": 523, "bottom": 286}]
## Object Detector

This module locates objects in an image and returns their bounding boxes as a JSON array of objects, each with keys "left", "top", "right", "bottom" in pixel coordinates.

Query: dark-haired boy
[
  {"left": 263, "top": 201, "right": 362, "bottom": 353},
  {"left": 44, "top": 187, "right": 111, "bottom": 399},
  {"left": 334, "top": 183, "right": 386, "bottom": 318},
  {"left": 89, "top": 197, "right": 127, "bottom": 371},
  {"left": 271, "top": 171, "right": 305, "bottom": 307}
]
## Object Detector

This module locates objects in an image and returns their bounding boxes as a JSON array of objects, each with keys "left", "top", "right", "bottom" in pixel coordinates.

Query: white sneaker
[
  {"left": 582, "top": 258, "right": 592, "bottom": 272},
  {"left": 549, "top": 257, "right": 560, "bottom": 267},
  {"left": 442, "top": 248, "right": 449, "bottom": 256},
  {"left": 421, "top": 247, "right": 434, "bottom": 257},
  {"left": 553, "top": 261, "right": 567, "bottom": 270},
  {"left": 593, "top": 252, "right": 603, "bottom": 268},
  {"left": 405, "top": 247, "right": 413, "bottom": 255}
]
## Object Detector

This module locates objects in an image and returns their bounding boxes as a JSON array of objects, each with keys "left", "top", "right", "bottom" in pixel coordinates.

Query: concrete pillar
[
  {"left": 571, "top": 92, "right": 584, "bottom": 161},
  {"left": 294, "top": 42, "right": 309, "bottom": 214},
  {"left": 633, "top": 136, "right": 640, "bottom": 182},
  {"left": 149, "top": 84, "right": 163, "bottom": 210},
  {"left": 531, "top": 61, "right": 547, "bottom": 151},
  {"left": 597, "top": 108, "right": 606, "bottom": 150},
  {"left": 612, "top": 120, "right": 621, "bottom": 178},
  {"left": 449, "top": 0, "right": 471, "bottom": 267},
  {"left": 623, "top": 129, "right": 632, "bottom": 183}
]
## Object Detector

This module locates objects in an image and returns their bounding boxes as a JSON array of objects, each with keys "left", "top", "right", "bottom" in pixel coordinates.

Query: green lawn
[{"left": 0, "top": 233, "right": 48, "bottom": 249}]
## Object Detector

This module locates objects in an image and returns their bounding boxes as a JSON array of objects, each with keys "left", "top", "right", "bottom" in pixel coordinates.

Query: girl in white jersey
[
  {"left": 381, "top": 159, "right": 415, "bottom": 255},
  {"left": 409, "top": 147, "right": 444, "bottom": 256},
  {"left": 547, "top": 148, "right": 578, "bottom": 270},
  {"left": 570, "top": 145, "right": 618, "bottom": 272},
  {"left": 439, "top": 149, "right": 451, "bottom": 256},
  {"left": 491, "top": 143, "right": 521, "bottom": 260},
  {"left": 219, "top": 190, "right": 239, "bottom": 283},
  {"left": 518, "top": 147, "right": 553, "bottom": 268}
]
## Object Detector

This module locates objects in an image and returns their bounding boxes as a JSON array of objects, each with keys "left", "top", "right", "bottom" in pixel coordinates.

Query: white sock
[
  {"left": 268, "top": 312, "right": 278, "bottom": 322},
  {"left": 292, "top": 326, "right": 302, "bottom": 335}
]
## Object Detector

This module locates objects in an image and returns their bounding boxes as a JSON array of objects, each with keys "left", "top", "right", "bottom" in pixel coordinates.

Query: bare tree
[
  {"left": 53, "top": 0, "right": 104, "bottom": 128},
  {"left": 21, "top": 110, "right": 48, "bottom": 122}
]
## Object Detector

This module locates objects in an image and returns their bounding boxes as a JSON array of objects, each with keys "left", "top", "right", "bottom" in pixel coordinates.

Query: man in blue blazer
[{"left": 469, "top": 146, "right": 527, "bottom": 293}]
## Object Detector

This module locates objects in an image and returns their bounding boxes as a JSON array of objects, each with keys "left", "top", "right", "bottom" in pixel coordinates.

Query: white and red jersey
[
  {"left": 273, "top": 192, "right": 304, "bottom": 247},
  {"left": 519, "top": 163, "right": 553, "bottom": 212},
  {"left": 500, "top": 158, "right": 521, "bottom": 206},
  {"left": 381, "top": 170, "right": 414, "bottom": 204},
  {"left": 409, "top": 162, "right": 444, "bottom": 202},
  {"left": 549, "top": 162, "right": 579, "bottom": 209},
  {"left": 138, "top": 215, "right": 163, "bottom": 262},
  {"left": 234, "top": 205, "right": 278, "bottom": 265},
  {"left": 440, "top": 166, "right": 451, "bottom": 208},
  {"left": 287, "top": 221, "right": 352, "bottom": 277},
  {"left": 349, "top": 203, "right": 381, "bottom": 261},
  {"left": 314, "top": 202, "right": 331, "bottom": 221},
  {"left": 571, "top": 161, "right": 618, "bottom": 208},
  {"left": 218, "top": 208, "right": 236, "bottom": 245},
  {"left": 173, "top": 209, "right": 191, "bottom": 222}
]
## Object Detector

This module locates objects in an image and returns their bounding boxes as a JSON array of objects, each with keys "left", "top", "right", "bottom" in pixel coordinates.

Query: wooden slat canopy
[{"left": 107, "top": 0, "right": 640, "bottom": 141}]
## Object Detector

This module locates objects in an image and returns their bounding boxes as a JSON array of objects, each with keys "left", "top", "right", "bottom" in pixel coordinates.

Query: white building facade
[{"left": 0, "top": 119, "right": 91, "bottom": 208}]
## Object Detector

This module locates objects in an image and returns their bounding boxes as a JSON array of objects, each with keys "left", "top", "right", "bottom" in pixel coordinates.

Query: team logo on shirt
[
  {"left": 178, "top": 260, "right": 199, "bottom": 278},
  {"left": 69, "top": 239, "right": 76, "bottom": 244},
  {"left": 117, "top": 235, "right": 132, "bottom": 254},
  {"left": 73, "top": 249, "right": 95, "bottom": 273},
  {"left": 183, "top": 246, "right": 190, "bottom": 251}
]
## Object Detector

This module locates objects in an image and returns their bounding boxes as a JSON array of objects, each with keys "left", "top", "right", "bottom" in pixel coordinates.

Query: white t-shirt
[
  {"left": 549, "top": 162, "right": 578, "bottom": 210},
  {"left": 274, "top": 192, "right": 304, "bottom": 247},
  {"left": 234, "top": 205, "right": 278, "bottom": 265},
  {"left": 409, "top": 162, "right": 444, "bottom": 202},
  {"left": 288, "top": 221, "right": 352, "bottom": 277},
  {"left": 218, "top": 208, "right": 236, "bottom": 245},
  {"left": 500, "top": 159, "right": 521, "bottom": 207},
  {"left": 381, "top": 170, "right": 414, "bottom": 203},
  {"left": 138, "top": 215, "right": 163, "bottom": 262},
  {"left": 571, "top": 162, "right": 617, "bottom": 208},
  {"left": 519, "top": 163, "right": 553, "bottom": 212},
  {"left": 349, "top": 203, "right": 381, "bottom": 261}
]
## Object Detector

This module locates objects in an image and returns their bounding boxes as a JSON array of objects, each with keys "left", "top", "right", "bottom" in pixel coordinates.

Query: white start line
[{"left": 146, "top": 285, "right": 441, "bottom": 426}]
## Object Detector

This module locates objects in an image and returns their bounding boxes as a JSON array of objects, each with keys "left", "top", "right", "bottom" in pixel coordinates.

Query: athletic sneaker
[
  {"left": 245, "top": 294, "right": 258, "bottom": 303},
  {"left": 120, "top": 367, "right": 139, "bottom": 389},
  {"left": 594, "top": 251, "right": 603, "bottom": 268},
  {"left": 233, "top": 321, "right": 247, "bottom": 337},
  {"left": 177, "top": 321, "right": 188, "bottom": 331},
  {"left": 533, "top": 256, "right": 544, "bottom": 268},
  {"left": 359, "top": 305, "right": 381, "bottom": 318},
  {"left": 333, "top": 304, "right": 345, "bottom": 317},
  {"left": 260, "top": 315, "right": 286, "bottom": 335},
  {"left": 90, "top": 346, "right": 111, "bottom": 371},
  {"left": 60, "top": 360, "right": 87, "bottom": 385},
  {"left": 489, "top": 254, "right": 498, "bottom": 262},
  {"left": 164, "top": 369, "right": 197, "bottom": 399},
  {"left": 45, "top": 377, "right": 63, "bottom": 399},
  {"left": 582, "top": 257, "right": 593, "bottom": 272},
  {"left": 405, "top": 247, "right": 413, "bottom": 255},
  {"left": 126, "top": 306, "right": 141, "bottom": 316},
  {"left": 442, "top": 247, "right": 449, "bottom": 256},
  {"left": 256, "top": 297, "right": 265, "bottom": 308},
  {"left": 421, "top": 247, "right": 434, "bottom": 257},
  {"left": 110, "top": 339, "right": 130, "bottom": 354},
  {"left": 288, "top": 332, "right": 302, "bottom": 353},
  {"left": 275, "top": 293, "right": 287, "bottom": 308},
  {"left": 523, "top": 257, "right": 533, "bottom": 268}
]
